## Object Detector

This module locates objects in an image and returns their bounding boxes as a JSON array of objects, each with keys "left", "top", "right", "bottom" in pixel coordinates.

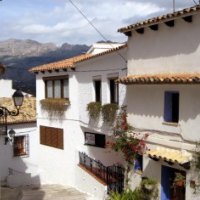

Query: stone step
[{"left": 21, "top": 185, "right": 92, "bottom": 200}]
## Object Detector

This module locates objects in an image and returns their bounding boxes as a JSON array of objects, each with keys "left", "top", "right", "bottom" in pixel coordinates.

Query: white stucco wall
[
  {"left": 35, "top": 47, "right": 127, "bottom": 197},
  {"left": 127, "top": 84, "right": 200, "bottom": 144},
  {"left": 128, "top": 15, "right": 200, "bottom": 75},
  {"left": 76, "top": 47, "right": 127, "bottom": 133},
  {"left": 125, "top": 12, "right": 200, "bottom": 200},
  {"left": 0, "top": 123, "right": 39, "bottom": 186},
  {"left": 0, "top": 79, "right": 15, "bottom": 98}
]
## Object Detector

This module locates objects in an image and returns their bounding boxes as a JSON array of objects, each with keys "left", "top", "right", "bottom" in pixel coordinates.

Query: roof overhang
[
  {"left": 147, "top": 148, "right": 191, "bottom": 169},
  {"left": 117, "top": 73, "right": 200, "bottom": 85},
  {"left": 118, "top": 5, "right": 200, "bottom": 35}
]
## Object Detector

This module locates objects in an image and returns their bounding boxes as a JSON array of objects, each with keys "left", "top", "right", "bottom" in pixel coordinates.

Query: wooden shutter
[
  {"left": 40, "top": 125, "right": 64, "bottom": 149},
  {"left": 40, "top": 126, "right": 46, "bottom": 144},
  {"left": 57, "top": 128, "right": 64, "bottom": 149}
]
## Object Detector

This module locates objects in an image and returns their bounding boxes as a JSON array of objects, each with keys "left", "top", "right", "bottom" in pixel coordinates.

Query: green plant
[
  {"left": 107, "top": 189, "right": 140, "bottom": 200},
  {"left": 107, "top": 179, "right": 158, "bottom": 200},
  {"left": 193, "top": 142, "right": 200, "bottom": 170},
  {"left": 87, "top": 102, "right": 101, "bottom": 120},
  {"left": 102, "top": 103, "right": 118, "bottom": 124},
  {"left": 173, "top": 172, "right": 186, "bottom": 188},
  {"left": 107, "top": 106, "right": 149, "bottom": 188},
  {"left": 40, "top": 98, "right": 69, "bottom": 117},
  {"left": 139, "top": 178, "right": 159, "bottom": 200}
]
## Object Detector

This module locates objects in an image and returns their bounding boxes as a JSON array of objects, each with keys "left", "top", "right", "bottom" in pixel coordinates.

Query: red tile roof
[
  {"left": 29, "top": 44, "right": 127, "bottom": 73},
  {"left": 117, "top": 73, "right": 200, "bottom": 84},
  {"left": 29, "top": 54, "right": 92, "bottom": 73},
  {"left": 118, "top": 5, "right": 200, "bottom": 34}
]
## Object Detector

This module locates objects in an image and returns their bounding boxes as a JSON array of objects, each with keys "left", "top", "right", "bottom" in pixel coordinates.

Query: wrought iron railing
[{"left": 79, "top": 152, "right": 124, "bottom": 193}]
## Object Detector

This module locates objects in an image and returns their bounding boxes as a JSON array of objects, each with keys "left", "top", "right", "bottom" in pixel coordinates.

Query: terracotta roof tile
[
  {"left": 29, "top": 44, "right": 127, "bottom": 73},
  {"left": 117, "top": 73, "right": 200, "bottom": 84},
  {"left": 147, "top": 148, "right": 191, "bottom": 164},
  {"left": 29, "top": 54, "right": 92, "bottom": 73},
  {"left": 0, "top": 97, "right": 36, "bottom": 124},
  {"left": 118, "top": 5, "right": 200, "bottom": 33}
]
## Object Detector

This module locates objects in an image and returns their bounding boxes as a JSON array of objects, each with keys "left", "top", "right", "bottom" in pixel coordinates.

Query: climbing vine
[{"left": 107, "top": 106, "right": 149, "bottom": 187}]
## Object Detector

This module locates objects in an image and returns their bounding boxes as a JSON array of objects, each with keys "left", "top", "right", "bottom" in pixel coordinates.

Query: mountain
[{"left": 0, "top": 39, "right": 90, "bottom": 96}]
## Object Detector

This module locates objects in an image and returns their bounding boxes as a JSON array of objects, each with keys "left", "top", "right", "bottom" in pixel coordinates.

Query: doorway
[{"left": 161, "top": 165, "right": 186, "bottom": 200}]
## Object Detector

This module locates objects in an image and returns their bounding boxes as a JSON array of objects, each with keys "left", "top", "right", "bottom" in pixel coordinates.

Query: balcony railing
[{"left": 79, "top": 152, "right": 124, "bottom": 193}]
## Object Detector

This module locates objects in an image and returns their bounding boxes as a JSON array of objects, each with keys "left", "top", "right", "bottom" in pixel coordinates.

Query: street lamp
[{"left": 0, "top": 89, "right": 24, "bottom": 144}]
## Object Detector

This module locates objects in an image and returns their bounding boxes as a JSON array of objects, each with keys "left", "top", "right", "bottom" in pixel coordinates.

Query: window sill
[
  {"left": 162, "top": 121, "right": 179, "bottom": 127},
  {"left": 14, "top": 153, "right": 28, "bottom": 157}
]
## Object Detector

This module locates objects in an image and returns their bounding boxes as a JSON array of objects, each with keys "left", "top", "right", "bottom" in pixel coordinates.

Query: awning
[{"left": 146, "top": 148, "right": 191, "bottom": 165}]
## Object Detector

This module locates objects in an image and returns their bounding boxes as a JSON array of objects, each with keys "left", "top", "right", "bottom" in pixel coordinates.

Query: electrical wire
[{"left": 68, "top": 0, "right": 127, "bottom": 63}]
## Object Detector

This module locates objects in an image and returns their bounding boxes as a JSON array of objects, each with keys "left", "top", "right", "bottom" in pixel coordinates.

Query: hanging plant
[
  {"left": 40, "top": 98, "right": 70, "bottom": 117},
  {"left": 107, "top": 106, "right": 149, "bottom": 188},
  {"left": 87, "top": 102, "right": 102, "bottom": 120},
  {"left": 102, "top": 103, "right": 118, "bottom": 124}
]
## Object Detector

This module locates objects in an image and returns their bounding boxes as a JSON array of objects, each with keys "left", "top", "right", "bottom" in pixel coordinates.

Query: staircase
[{"left": 6, "top": 168, "right": 40, "bottom": 188}]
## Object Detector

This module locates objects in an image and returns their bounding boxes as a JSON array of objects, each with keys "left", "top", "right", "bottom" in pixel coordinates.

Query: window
[
  {"left": 134, "top": 154, "right": 143, "bottom": 173},
  {"left": 13, "top": 135, "right": 29, "bottom": 157},
  {"left": 94, "top": 80, "right": 101, "bottom": 102},
  {"left": 109, "top": 78, "right": 119, "bottom": 104},
  {"left": 40, "top": 126, "right": 64, "bottom": 149},
  {"left": 164, "top": 91, "right": 179, "bottom": 123},
  {"left": 84, "top": 132, "right": 105, "bottom": 148},
  {"left": 43, "top": 76, "right": 69, "bottom": 99}
]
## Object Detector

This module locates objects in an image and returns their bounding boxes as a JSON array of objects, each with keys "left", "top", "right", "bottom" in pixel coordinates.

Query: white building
[
  {"left": 118, "top": 5, "right": 200, "bottom": 200},
  {"left": 30, "top": 43, "right": 127, "bottom": 199},
  {"left": 0, "top": 79, "right": 17, "bottom": 98},
  {"left": 0, "top": 80, "right": 38, "bottom": 187}
]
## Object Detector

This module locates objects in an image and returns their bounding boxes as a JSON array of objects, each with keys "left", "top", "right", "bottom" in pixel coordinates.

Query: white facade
[
  {"left": 87, "top": 42, "right": 124, "bottom": 55},
  {"left": 34, "top": 46, "right": 127, "bottom": 199},
  {"left": 122, "top": 9, "right": 200, "bottom": 200},
  {"left": 0, "top": 79, "right": 38, "bottom": 187},
  {"left": 0, "top": 79, "right": 16, "bottom": 98},
  {"left": 0, "top": 123, "right": 39, "bottom": 187}
]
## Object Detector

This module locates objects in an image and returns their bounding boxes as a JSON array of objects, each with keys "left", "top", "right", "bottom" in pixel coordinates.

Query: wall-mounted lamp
[
  {"left": 0, "top": 89, "right": 24, "bottom": 144},
  {"left": 4, "top": 128, "right": 16, "bottom": 145}
]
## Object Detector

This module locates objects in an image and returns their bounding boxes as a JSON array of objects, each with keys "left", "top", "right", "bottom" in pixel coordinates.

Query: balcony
[{"left": 78, "top": 152, "right": 124, "bottom": 193}]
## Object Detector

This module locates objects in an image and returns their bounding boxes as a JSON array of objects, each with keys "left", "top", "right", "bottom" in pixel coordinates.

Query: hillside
[{"left": 0, "top": 39, "right": 90, "bottom": 96}]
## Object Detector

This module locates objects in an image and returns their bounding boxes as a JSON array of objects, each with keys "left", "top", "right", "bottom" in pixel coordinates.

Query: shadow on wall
[
  {"left": 127, "top": 85, "right": 163, "bottom": 118},
  {"left": 127, "top": 85, "right": 200, "bottom": 122},
  {"left": 0, "top": 137, "right": 44, "bottom": 200},
  {"left": 130, "top": 18, "right": 200, "bottom": 60}
]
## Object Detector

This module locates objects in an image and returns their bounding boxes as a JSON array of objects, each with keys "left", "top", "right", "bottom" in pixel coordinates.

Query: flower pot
[
  {"left": 144, "top": 184, "right": 154, "bottom": 191},
  {"left": 175, "top": 180, "right": 185, "bottom": 187}
]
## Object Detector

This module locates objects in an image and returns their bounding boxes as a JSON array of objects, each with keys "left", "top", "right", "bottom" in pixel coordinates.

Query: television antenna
[{"left": 173, "top": 0, "right": 175, "bottom": 12}]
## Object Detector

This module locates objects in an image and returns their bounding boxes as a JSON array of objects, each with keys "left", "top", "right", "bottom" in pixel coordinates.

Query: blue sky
[{"left": 0, "top": 0, "right": 195, "bottom": 46}]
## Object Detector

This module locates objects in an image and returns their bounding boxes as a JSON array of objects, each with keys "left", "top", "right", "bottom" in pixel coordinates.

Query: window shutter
[
  {"left": 40, "top": 126, "right": 46, "bottom": 144},
  {"left": 57, "top": 129, "right": 64, "bottom": 149},
  {"left": 40, "top": 125, "right": 64, "bottom": 149}
]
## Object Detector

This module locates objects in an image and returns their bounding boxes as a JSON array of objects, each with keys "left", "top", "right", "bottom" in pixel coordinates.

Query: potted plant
[
  {"left": 141, "top": 177, "right": 158, "bottom": 192},
  {"left": 173, "top": 172, "right": 185, "bottom": 187},
  {"left": 101, "top": 103, "right": 118, "bottom": 124},
  {"left": 87, "top": 102, "right": 101, "bottom": 120},
  {"left": 40, "top": 98, "right": 70, "bottom": 117}
]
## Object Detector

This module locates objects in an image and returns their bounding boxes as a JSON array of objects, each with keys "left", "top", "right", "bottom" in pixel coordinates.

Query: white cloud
[{"left": 0, "top": 0, "right": 195, "bottom": 45}]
